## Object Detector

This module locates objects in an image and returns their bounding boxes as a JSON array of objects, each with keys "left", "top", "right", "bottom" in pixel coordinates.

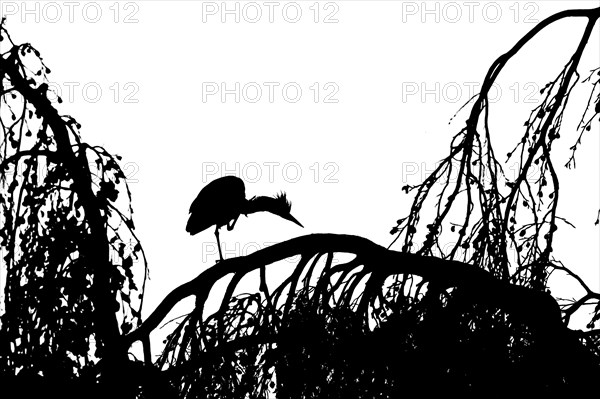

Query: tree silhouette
[
  {"left": 388, "top": 6, "right": 600, "bottom": 329},
  {"left": 0, "top": 18, "right": 148, "bottom": 397},
  {"left": 1, "top": 6, "right": 600, "bottom": 399}
]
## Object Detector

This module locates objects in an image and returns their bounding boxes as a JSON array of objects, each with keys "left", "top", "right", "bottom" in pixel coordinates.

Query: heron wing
[{"left": 186, "top": 176, "right": 246, "bottom": 235}]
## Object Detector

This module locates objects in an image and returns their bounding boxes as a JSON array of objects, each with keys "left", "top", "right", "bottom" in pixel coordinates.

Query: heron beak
[{"left": 284, "top": 213, "right": 304, "bottom": 228}]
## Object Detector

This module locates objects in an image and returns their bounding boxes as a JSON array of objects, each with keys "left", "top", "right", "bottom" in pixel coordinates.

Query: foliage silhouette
[
  {"left": 0, "top": 18, "right": 148, "bottom": 397},
  {"left": 1, "top": 5, "right": 600, "bottom": 399},
  {"left": 388, "top": 7, "right": 600, "bottom": 307}
]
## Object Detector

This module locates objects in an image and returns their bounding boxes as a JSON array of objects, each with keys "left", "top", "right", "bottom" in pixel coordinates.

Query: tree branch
[{"left": 124, "top": 234, "right": 565, "bottom": 349}]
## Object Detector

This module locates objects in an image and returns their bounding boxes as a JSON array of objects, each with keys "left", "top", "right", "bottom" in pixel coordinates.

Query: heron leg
[
  {"left": 227, "top": 215, "right": 240, "bottom": 231},
  {"left": 215, "top": 227, "right": 224, "bottom": 262}
]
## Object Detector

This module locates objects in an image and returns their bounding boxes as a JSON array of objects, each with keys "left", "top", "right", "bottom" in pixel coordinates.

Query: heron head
[
  {"left": 246, "top": 193, "right": 303, "bottom": 227},
  {"left": 272, "top": 193, "right": 303, "bottom": 227}
]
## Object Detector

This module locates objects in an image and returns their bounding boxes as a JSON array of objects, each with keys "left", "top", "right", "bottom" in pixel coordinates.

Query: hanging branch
[{"left": 389, "top": 7, "right": 600, "bottom": 326}]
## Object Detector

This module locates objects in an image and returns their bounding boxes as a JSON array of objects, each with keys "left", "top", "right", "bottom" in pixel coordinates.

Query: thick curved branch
[
  {"left": 124, "top": 234, "right": 565, "bottom": 348},
  {"left": 470, "top": 7, "right": 599, "bottom": 116}
]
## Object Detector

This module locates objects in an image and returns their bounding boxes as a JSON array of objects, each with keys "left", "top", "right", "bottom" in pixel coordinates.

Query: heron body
[
  {"left": 186, "top": 176, "right": 303, "bottom": 260},
  {"left": 186, "top": 176, "right": 247, "bottom": 235}
]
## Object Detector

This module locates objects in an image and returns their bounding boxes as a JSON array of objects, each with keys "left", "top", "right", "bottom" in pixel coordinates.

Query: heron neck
[{"left": 244, "top": 196, "right": 275, "bottom": 215}]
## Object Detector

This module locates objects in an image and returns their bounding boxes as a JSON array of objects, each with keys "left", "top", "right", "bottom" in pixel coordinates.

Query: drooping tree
[
  {"left": 388, "top": 6, "right": 600, "bottom": 331},
  {"left": 0, "top": 17, "right": 148, "bottom": 396}
]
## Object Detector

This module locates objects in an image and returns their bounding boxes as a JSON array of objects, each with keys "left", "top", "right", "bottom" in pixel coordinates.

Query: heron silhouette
[{"left": 186, "top": 176, "right": 303, "bottom": 261}]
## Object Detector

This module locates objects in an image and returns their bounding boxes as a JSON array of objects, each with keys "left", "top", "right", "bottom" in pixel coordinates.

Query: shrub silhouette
[{"left": 2, "top": 6, "right": 600, "bottom": 399}]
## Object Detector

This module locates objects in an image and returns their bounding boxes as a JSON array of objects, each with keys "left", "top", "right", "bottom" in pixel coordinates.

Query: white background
[{"left": 2, "top": 0, "right": 599, "bottom": 358}]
